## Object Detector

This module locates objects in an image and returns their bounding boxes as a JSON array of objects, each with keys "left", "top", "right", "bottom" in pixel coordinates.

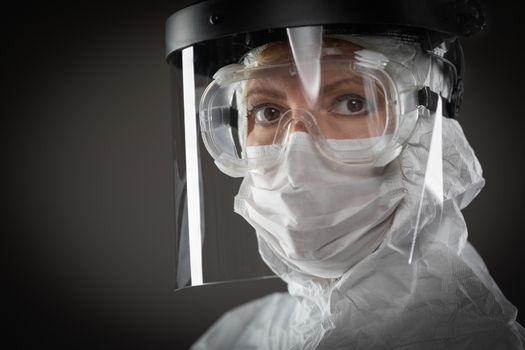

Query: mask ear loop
[{"left": 408, "top": 95, "right": 444, "bottom": 264}]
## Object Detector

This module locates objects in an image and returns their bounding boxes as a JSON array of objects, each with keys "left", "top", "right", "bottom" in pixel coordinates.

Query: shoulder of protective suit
[
  {"left": 190, "top": 292, "right": 295, "bottom": 350},
  {"left": 388, "top": 323, "right": 525, "bottom": 350}
]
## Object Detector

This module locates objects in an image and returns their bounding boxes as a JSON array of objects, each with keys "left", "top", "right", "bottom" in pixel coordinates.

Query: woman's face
[{"left": 243, "top": 39, "right": 387, "bottom": 146}]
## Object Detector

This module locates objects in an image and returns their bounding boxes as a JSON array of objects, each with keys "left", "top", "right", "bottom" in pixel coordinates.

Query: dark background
[{"left": 4, "top": 1, "right": 524, "bottom": 349}]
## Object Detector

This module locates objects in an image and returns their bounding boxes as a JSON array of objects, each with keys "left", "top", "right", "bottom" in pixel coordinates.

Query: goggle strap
[{"left": 418, "top": 86, "right": 452, "bottom": 118}]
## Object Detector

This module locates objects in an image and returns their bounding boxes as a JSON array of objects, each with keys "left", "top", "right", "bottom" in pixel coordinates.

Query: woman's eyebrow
[
  {"left": 245, "top": 88, "right": 286, "bottom": 101},
  {"left": 245, "top": 76, "right": 365, "bottom": 102},
  {"left": 321, "top": 77, "right": 362, "bottom": 95}
]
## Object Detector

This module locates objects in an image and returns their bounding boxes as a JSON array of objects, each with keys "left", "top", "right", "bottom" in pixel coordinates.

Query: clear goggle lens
[{"left": 200, "top": 51, "right": 418, "bottom": 175}]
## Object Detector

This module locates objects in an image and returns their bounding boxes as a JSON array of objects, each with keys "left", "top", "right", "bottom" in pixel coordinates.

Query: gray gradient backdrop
[{"left": 4, "top": 1, "right": 524, "bottom": 349}]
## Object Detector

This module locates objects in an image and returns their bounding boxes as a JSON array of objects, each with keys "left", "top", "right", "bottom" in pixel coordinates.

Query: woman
[{"left": 166, "top": 1, "right": 525, "bottom": 348}]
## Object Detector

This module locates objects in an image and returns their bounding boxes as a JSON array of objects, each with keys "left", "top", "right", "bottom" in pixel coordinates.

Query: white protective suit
[{"left": 192, "top": 37, "right": 525, "bottom": 350}]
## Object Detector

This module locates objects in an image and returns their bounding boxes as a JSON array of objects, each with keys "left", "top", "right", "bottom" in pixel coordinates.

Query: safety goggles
[{"left": 199, "top": 45, "right": 422, "bottom": 177}]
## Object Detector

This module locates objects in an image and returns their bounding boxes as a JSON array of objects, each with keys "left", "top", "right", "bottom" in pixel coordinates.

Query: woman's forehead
[
  {"left": 253, "top": 38, "right": 363, "bottom": 66},
  {"left": 245, "top": 66, "right": 364, "bottom": 93}
]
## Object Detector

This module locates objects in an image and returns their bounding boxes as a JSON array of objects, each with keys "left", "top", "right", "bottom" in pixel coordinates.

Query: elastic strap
[{"left": 418, "top": 87, "right": 452, "bottom": 118}]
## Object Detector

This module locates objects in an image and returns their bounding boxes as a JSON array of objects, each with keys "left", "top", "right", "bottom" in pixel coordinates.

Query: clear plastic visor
[{"left": 170, "top": 26, "right": 438, "bottom": 291}]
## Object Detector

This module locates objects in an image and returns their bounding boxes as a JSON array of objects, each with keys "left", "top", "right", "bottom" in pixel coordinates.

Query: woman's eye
[
  {"left": 253, "top": 105, "right": 283, "bottom": 124},
  {"left": 333, "top": 94, "right": 368, "bottom": 116}
]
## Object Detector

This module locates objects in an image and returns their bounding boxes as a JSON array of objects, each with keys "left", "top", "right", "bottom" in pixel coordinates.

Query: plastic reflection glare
[
  {"left": 286, "top": 26, "right": 322, "bottom": 108},
  {"left": 408, "top": 97, "right": 444, "bottom": 264},
  {"left": 182, "top": 46, "right": 204, "bottom": 285}
]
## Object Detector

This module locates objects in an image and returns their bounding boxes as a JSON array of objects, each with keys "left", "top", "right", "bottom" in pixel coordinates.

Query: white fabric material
[
  {"left": 234, "top": 132, "right": 405, "bottom": 278},
  {"left": 191, "top": 36, "right": 525, "bottom": 349},
  {"left": 192, "top": 112, "right": 525, "bottom": 350}
]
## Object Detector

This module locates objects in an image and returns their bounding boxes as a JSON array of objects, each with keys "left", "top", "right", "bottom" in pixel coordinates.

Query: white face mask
[{"left": 234, "top": 132, "right": 406, "bottom": 279}]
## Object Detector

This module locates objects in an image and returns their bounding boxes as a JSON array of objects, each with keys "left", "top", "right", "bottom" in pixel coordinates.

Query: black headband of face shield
[{"left": 166, "top": 0, "right": 485, "bottom": 57}]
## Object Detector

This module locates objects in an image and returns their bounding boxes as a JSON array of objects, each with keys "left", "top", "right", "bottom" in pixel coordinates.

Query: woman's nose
[
  {"left": 290, "top": 119, "right": 308, "bottom": 133},
  {"left": 287, "top": 109, "right": 312, "bottom": 133}
]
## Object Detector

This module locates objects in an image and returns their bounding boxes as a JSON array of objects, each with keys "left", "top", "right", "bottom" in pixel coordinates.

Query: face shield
[{"left": 169, "top": 24, "right": 454, "bottom": 289}]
